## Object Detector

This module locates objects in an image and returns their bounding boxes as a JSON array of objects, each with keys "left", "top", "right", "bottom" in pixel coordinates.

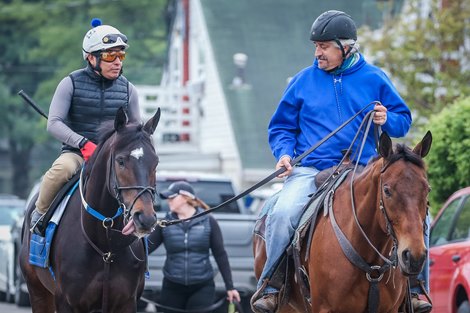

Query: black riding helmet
[{"left": 310, "top": 10, "right": 357, "bottom": 59}]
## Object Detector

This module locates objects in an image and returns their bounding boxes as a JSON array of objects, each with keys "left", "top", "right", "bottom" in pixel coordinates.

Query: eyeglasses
[
  {"left": 102, "top": 33, "right": 128, "bottom": 44},
  {"left": 100, "top": 50, "right": 126, "bottom": 62}
]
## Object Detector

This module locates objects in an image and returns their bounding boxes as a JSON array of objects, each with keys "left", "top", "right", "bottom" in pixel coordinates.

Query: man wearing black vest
[{"left": 30, "top": 19, "right": 141, "bottom": 231}]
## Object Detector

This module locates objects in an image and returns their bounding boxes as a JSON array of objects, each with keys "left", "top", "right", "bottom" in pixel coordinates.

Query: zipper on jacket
[
  {"left": 333, "top": 74, "right": 343, "bottom": 122},
  {"left": 100, "top": 80, "right": 105, "bottom": 124}
]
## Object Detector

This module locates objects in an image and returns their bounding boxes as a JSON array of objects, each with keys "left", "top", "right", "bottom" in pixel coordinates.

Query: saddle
[{"left": 34, "top": 172, "right": 80, "bottom": 236}]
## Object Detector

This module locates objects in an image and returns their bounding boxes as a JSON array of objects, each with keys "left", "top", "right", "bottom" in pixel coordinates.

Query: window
[
  {"left": 450, "top": 197, "right": 470, "bottom": 242},
  {"left": 430, "top": 198, "right": 462, "bottom": 246},
  {"left": 154, "top": 180, "right": 240, "bottom": 214}
]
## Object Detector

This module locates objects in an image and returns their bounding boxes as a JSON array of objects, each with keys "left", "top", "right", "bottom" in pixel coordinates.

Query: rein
[{"left": 158, "top": 101, "right": 381, "bottom": 227}]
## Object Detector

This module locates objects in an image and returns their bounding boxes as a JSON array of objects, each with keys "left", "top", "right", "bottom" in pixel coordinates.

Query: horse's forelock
[
  {"left": 113, "top": 123, "right": 153, "bottom": 150},
  {"left": 83, "top": 122, "right": 152, "bottom": 177},
  {"left": 388, "top": 144, "right": 425, "bottom": 169},
  {"left": 368, "top": 143, "right": 425, "bottom": 169}
]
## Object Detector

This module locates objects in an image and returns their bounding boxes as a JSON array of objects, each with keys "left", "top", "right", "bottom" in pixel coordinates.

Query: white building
[{"left": 138, "top": 0, "right": 388, "bottom": 189}]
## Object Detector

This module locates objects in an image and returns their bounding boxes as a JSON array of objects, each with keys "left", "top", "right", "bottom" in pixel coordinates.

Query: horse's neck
[
  {"left": 346, "top": 161, "right": 391, "bottom": 253},
  {"left": 85, "top": 159, "right": 118, "bottom": 212}
]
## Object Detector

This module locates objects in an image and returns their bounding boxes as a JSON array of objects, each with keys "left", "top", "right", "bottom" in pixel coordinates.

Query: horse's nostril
[
  {"left": 133, "top": 211, "right": 157, "bottom": 229},
  {"left": 402, "top": 249, "right": 411, "bottom": 264}
]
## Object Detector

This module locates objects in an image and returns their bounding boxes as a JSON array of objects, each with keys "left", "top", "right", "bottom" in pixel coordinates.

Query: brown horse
[
  {"left": 19, "top": 107, "right": 161, "bottom": 313},
  {"left": 253, "top": 131, "right": 432, "bottom": 313}
]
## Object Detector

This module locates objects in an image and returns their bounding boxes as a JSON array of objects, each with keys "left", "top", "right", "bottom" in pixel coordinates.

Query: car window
[
  {"left": 430, "top": 198, "right": 462, "bottom": 246},
  {"left": 450, "top": 196, "right": 470, "bottom": 241},
  {"left": 154, "top": 180, "right": 240, "bottom": 214},
  {"left": 0, "top": 205, "right": 24, "bottom": 225}
]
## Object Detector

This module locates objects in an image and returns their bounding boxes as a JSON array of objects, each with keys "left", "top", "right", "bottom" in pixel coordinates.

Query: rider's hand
[
  {"left": 276, "top": 155, "right": 293, "bottom": 178},
  {"left": 373, "top": 103, "right": 388, "bottom": 125},
  {"left": 226, "top": 289, "right": 241, "bottom": 303},
  {"left": 80, "top": 140, "right": 97, "bottom": 161}
]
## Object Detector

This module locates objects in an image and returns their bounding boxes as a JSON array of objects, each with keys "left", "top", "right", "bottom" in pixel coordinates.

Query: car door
[{"left": 430, "top": 195, "right": 470, "bottom": 312}]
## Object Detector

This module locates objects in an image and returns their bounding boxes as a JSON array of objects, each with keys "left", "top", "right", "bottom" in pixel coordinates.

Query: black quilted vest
[
  {"left": 162, "top": 208, "right": 213, "bottom": 285},
  {"left": 63, "top": 65, "right": 129, "bottom": 152}
]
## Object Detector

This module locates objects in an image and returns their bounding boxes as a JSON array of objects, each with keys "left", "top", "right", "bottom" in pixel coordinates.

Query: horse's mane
[{"left": 369, "top": 143, "right": 424, "bottom": 169}]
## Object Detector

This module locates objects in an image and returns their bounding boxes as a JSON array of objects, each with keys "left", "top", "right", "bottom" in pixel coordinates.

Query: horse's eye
[
  {"left": 116, "top": 157, "right": 125, "bottom": 168},
  {"left": 383, "top": 185, "right": 392, "bottom": 197}
]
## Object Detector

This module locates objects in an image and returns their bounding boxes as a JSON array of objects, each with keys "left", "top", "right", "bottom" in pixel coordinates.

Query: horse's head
[
  {"left": 377, "top": 131, "right": 432, "bottom": 276},
  {"left": 91, "top": 107, "right": 161, "bottom": 238}
]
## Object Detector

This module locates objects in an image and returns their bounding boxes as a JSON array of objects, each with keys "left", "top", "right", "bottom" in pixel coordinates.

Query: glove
[{"left": 80, "top": 140, "right": 97, "bottom": 161}]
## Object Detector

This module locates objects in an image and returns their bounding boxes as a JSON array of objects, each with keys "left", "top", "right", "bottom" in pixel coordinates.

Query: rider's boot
[
  {"left": 30, "top": 210, "right": 45, "bottom": 235},
  {"left": 252, "top": 292, "right": 278, "bottom": 313},
  {"left": 412, "top": 293, "right": 432, "bottom": 313}
]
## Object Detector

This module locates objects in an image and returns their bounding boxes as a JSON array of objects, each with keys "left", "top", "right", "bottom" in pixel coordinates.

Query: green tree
[
  {"left": 0, "top": 0, "right": 169, "bottom": 197},
  {"left": 426, "top": 96, "right": 470, "bottom": 214},
  {"left": 362, "top": 0, "right": 470, "bottom": 117}
]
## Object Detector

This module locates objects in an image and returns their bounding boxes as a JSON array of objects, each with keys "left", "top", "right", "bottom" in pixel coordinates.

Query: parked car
[
  {"left": 429, "top": 186, "right": 470, "bottom": 313},
  {"left": 0, "top": 194, "right": 26, "bottom": 303},
  {"left": 142, "top": 170, "right": 258, "bottom": 313},
  {"left": 10, "top": 182, "right": 40, "bottom": 307}
]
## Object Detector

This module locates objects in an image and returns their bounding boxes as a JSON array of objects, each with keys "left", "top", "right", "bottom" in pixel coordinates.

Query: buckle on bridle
[{"left": 103, "top": 252, "right": 114, "bottom": 263}]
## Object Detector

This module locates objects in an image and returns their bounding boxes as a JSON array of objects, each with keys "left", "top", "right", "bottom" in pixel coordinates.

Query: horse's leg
[
  {"left": 110, "top": 301, "right": 137, "bottom": 313},
  {"left": 54, "top": 293, "right": 78, "bottom": 313},
  {"left": 20, "top": 262, "right": 55, "bottom": 313}
]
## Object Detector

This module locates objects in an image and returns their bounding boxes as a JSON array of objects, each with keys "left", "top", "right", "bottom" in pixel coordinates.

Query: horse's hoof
[
  {"left": 252, "top": 293, "right": 278, "bottom": 313},
  {"left": 412, "top": 294, "right": 432, "bottom": 313}
]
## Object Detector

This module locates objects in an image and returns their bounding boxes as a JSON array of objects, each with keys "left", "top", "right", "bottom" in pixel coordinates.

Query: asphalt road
[
  {"left": 0, "top": 302, "right": 31, "bottom": 313},
  {"left": 0, "top": 302, "right": 157, "bottom": 312}
]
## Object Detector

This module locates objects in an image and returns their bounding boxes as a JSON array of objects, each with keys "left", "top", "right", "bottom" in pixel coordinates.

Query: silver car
[{"left": 0, "top": 194, "right": 25, "bottom": 303}]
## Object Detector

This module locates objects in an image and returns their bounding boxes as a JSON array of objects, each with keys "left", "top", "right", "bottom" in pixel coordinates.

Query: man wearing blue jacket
[{"left": 252, "top": 10, "right": 431, "bottom": 313}]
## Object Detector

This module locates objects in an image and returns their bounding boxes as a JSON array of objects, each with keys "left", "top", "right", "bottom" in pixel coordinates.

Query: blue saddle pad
[
  {"left": 29, "top": 181, "right": 79, "bottom": 268},
  {"left": 29, "top": 223, "right": 58, "bottom": 268}
]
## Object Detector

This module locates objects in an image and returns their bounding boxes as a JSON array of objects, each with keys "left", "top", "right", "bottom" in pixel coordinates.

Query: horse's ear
[
  {"left": 114, "top": 107, "right": 128, "bottom": 131},
  {"left": 378, "top": 132, "right": 393, "bottom": 159},
  {"left": 413, "top": 131, "right": 432, "bottom": 158},
  {"left": 143, "top": 107, "right": 161, "bottom": 135}
]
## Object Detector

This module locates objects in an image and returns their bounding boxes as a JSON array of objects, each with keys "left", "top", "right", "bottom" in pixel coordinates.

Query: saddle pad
[
  {"left": 29, "top": 181, "right": 79, "bottom": 268},
  {"left": 297, "top": 169, "right": 351, "bottom": 234}
]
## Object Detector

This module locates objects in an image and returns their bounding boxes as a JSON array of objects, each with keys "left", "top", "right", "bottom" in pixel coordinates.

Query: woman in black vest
[{"left": 148, "top": 181, "right": 240, "bottom": 313}]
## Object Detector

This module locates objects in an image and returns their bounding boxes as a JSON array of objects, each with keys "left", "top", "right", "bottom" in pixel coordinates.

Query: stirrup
[
  {"left": 30, "top": 210, "right": 46, "bottom": 235},
  {"left": 411, "top": 294, "right": 432, "bottom": 313}
]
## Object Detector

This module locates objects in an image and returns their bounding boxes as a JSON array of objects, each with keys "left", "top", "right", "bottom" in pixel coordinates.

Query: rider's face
[
  {"left": 314, "top": 41, "right": 344, "bottom": 71},
  {"left": 88, "top": 47, "right": 124, "bottom": 80}
]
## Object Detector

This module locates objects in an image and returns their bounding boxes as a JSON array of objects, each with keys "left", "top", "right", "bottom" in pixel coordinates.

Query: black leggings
[{"left": 159, "top": 277, "right": 216, "bottom": 313}]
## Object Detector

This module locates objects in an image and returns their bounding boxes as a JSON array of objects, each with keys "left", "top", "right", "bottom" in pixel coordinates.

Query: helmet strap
[
  {"left": 334, "top": 38, "right": 352, "bottom": 60},
  {"left": 88, "top": 53, "right": 103, "bottom": 75}
]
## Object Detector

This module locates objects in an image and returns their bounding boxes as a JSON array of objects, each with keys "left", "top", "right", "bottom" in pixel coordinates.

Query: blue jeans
[
  {"left": 257, "top": 166, "right": 318, "bottom": 294},
  {"left": 412, "top": 213, "right": 431, "bottom": 294}
]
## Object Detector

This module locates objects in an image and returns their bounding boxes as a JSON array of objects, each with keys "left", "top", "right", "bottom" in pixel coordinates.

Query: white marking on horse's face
[{"left": 131, "top": 147, "right": 144, "bottom": 160}]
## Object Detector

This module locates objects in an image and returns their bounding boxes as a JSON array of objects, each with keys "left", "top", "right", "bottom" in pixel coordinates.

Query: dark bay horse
[
  {"left": 19, "top": 107, "right": 161, "bottom": 313},
  {"left": 253, "top": 131, "right": 432, "bottom": 313}
]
